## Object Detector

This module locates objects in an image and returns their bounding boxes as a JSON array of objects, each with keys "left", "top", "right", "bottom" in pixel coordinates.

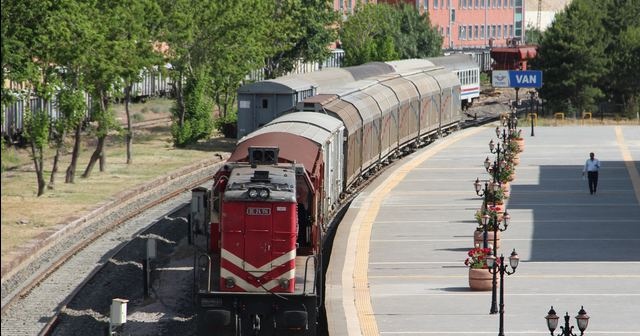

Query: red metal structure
[{"left": 490, "top": 45, "right": 538, "bottom": 71}]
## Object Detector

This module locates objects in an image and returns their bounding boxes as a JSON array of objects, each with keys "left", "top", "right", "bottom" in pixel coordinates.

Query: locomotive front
[
  {"left": 192, "top": 147, "right": 320, "bottom": 336},
  {"left": 220, "top": 163, "right": 298, "bottom": 293}
]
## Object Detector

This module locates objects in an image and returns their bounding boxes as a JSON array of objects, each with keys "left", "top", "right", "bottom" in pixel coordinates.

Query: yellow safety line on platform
[
  {"left": 615, "top": 126, "right": 640, "bottom": 205},
  {"left": 350, "top": 127, "right": 485, "bottom": 336}
]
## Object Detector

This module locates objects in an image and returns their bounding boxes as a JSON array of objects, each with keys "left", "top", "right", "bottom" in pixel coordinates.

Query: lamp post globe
[
  {"left": 545, "top": 306, "right": 589, "bottom": 336},
  {"left": 576, "top": 306, "right": 590, "bottom": 333}
]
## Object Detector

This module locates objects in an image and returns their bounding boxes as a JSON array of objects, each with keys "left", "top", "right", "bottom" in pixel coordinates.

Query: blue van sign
[{"left": 492, "top": 70, "right": 543, "bottom": 88}]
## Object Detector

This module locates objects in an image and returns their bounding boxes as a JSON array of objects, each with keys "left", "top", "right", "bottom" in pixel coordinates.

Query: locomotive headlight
[
  {"left": 259, "top": 188, "right": 270, "bottom": 199},
  {"left": 248, "top": 188, "right": 258, "bottom": 198},
  {"left": 279, "top": 278, "right": 290, "bottom": 289},
  {"left": 225, "top": 277, "right": 236, "bottom": 288}
]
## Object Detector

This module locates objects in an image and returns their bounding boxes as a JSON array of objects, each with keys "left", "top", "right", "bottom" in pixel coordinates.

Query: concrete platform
[{"left": 326, "top": 125, "right": 640, "bottom": 335}]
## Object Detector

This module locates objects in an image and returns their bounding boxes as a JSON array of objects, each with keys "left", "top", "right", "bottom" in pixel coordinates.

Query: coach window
[{"left": 262, "top": 99, "right": 268, "bottom": 108}]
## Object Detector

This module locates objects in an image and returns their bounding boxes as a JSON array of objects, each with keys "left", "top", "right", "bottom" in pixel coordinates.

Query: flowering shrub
[
  {"left": 509, "top": 129, "right": 523, "bottom": 140},
  {"left": 475, "top": 207, "right": 500, "bottom": 230},
  {"left": 465, "top": 245, "right": 493, "bottom": 269},
  {"left": 497, "top": 163, "right": 515, "bottom": 183}
]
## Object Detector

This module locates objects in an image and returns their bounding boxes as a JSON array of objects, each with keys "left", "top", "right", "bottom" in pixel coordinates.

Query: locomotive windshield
[{"left": 223, "top": 166, "right": 296, "bottom": 202}]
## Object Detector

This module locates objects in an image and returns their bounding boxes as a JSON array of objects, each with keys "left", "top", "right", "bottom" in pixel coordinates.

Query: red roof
[
  {"left": 491, "top": 46, "right": 537, "bottom": 59},
  {"left": 228, "top": 132, "right": 323, "bottom": 180}
]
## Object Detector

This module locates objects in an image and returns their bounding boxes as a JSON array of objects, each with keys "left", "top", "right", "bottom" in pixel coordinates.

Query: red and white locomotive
[{"left": 191, "top": 56, "right": 474, "bottom": 335}]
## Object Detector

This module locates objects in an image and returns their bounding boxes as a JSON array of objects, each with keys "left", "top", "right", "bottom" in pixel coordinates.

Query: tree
[
  {"left": 114, "top": 0, "right": 163, "bottom": 164},
  {"left": 532, "top": 0, "right": 608, "bottom": 114},
  {"left": 1, "top": 0, "right": 63, "bottom": 196},
  {"left": 340, "top": 3, "right": 400, "bottom": 66},
  {"left": 603, "top": 0, "right": 640, "bottom": 117},
  {"left": 395, "top": 4, "right": 442, "bottom": 59},
  {"left": 524, "top": 24, "right": 543, "bottom": 45},
  {"left": 157, "top": 0, "right": 208, "bottom": 143},
  {"left": 262, "top": 0, "right": 339, "bottom": 79},
  {"left": 340, "top": 3, "right": 441, "bottom": 66},
  {"left": 197, "top": 0, "right": 273, "bottom": 123},
  {"left": 171, "top": 68, "right": 213, "bottom": 147},
  {"left": 81, "top": 0, "right": 129, "bottom": 178},
  {"left": 24, "top": 106, "right": 50, "bottom": 196},
  {"left": 43, "top": 0, "right": 95, "bottom": 188}
]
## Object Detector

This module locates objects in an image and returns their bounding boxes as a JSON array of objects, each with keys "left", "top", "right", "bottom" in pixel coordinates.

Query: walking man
[{"left": 582, "top": 152, "right": 601, "bottom": 195}]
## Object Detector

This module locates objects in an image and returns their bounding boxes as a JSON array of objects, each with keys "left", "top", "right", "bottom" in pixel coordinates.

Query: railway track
[
  {"left": 0, "top": 97, "right": 510, "bottom": 335},
  {"left": 0, "top": 154, "right": 229, "bottom": 335}
]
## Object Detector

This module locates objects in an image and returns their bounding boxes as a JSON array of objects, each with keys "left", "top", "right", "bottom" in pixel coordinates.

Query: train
[
  {"left": 236, "top": 54, "right": 480, "bottom": 138},
  {"left": 188, "top": 54, "right": 479, "bottom": 335}
]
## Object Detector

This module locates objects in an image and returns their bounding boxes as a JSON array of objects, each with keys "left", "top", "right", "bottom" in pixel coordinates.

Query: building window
[
  {"left": 504, "top": 24, "right": 508, "bottom": 37},
  {"left": 480, "top": 25, "right": 485, "bottom": 38},
  {"left": 434, "top": 0, "right": 438, "bottom": 9},
  {"left": 424, "top": 0, "right": 429, "bottom": 10},
  {"left": 469, "top": 25, "right": 473, "bottom": 39},
  {"left": 487, "top": 0, "right": 491, "bottom": 7},
  {"left": 474, "top": 25, "right": 479, "bottom": 39},
  {"left": 446, "top": 27, "right": 450, "bottom": 36},
  {"left": 509, "top": 24, "right": 513, "bottom": 37},
  {"left": 497, "top": 25, "right": 501, "bottom": 38}
]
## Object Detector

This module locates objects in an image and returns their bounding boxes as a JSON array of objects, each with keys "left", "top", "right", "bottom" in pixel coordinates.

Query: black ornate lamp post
[
  {"left": 486, "top": 249, "right": 520, "bottom": 335},
  {"left": 474, "top": 178, "right": 500, "bottom": 249},
  {"left": 509, "top": 107, "right": 518, "bottom": 131},
  {"left": 545, "top": 306, "right": 590, "bottom": 336},
  {"left": 487, "top": 210, "right": 509, "bottom": 314},
  {"left": 529, "top": 90, "right": 537, "bottom": 136}
]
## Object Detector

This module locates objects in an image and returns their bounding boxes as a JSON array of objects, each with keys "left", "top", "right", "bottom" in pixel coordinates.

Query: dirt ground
[{"left": 0, "top": 98, "right": 235, "bottom": 273}]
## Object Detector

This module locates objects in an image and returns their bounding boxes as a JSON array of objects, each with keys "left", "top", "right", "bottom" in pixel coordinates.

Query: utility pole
[{"left": 537, "top": 0, "right": 542, "bottom": 31}]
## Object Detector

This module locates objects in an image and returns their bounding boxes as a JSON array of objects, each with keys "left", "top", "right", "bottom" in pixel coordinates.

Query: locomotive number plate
[{"left": 246, "top": 207, "right": 271, "bottom": 215}]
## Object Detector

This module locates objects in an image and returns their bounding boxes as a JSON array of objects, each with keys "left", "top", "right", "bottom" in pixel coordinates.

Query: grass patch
[{"left": 1, "top": 98, "right": 226, "bottom": 270}]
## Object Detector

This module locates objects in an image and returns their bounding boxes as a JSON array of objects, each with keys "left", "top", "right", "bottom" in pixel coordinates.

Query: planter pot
[
  {"left": 474, "top": 230, "right": 501, "bottom": 249},
  {"left": 514, "top": 138, "right": 524, "bottom": 152},
  {"left": 468, "top": 268, "right": 494, "bottom": 291},
  {"left": 502, "top": 182, "right": 510, "bottom": 197}
]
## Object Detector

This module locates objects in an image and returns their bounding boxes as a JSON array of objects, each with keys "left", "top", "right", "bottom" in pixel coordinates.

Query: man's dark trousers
[{"left": 587, "top": 171, "right": 598, "bottom": 194}]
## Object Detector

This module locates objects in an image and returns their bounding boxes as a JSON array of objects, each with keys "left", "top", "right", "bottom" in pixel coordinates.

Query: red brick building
[{"left": 334, "top": 0, "right": 526, "bottom": 50}]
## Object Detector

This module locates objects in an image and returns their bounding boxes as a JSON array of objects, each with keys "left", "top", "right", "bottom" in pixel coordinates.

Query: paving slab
[{"left": 326, "top": 125, "right": 640, "bottom": 336}]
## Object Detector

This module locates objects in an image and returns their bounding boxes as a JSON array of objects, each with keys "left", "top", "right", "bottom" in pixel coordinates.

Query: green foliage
[
  {"left": 394, "top": 4, "right": 443, "bottom": 59},
  {"left": 262, "top": 0, "right": 339, "bottom": 79},
  {"left": 525, "top": 24, "right": 543, "bottom": 45},
  {"left": 58, "top": 87, "right": 86, "bottom": 130},
  {"left": 132, "top": 113, "right": 145, "bottom": 123},
  {"left": 603, "top": 0, "right": 640, "bottom": 117},
  {"left": 340, "top": 4, "right": 397, "bottom": 65},
  {"left": 214, "top": 108, "right": 237, "bottom": 132},
  {"left": 533, "top": 0, "right": 640, "bottom": 116},
  {"left": 340, "top": 3, "right": 442, "bottom": 66},
  {"left": 171, "top": 70, "right": 214, "bottom": 147},
  {"left": 23, "top": 108, "right": 50, "bottom": 150}
]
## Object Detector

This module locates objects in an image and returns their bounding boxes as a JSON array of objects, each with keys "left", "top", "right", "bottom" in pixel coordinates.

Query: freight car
[
  {"left": 189, "top": 58, "right": 468, "bottom": 335},
  {"left": 236, "top": 56, "right": 482, "bottom": 138},
  {"left": 1, "top": 69, "right": 173, "bottom": 142}
]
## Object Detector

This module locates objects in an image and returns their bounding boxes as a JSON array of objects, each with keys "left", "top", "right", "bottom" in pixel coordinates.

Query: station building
[{"left": 332, "top": 0, "right": 526, "bottom": 50}]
